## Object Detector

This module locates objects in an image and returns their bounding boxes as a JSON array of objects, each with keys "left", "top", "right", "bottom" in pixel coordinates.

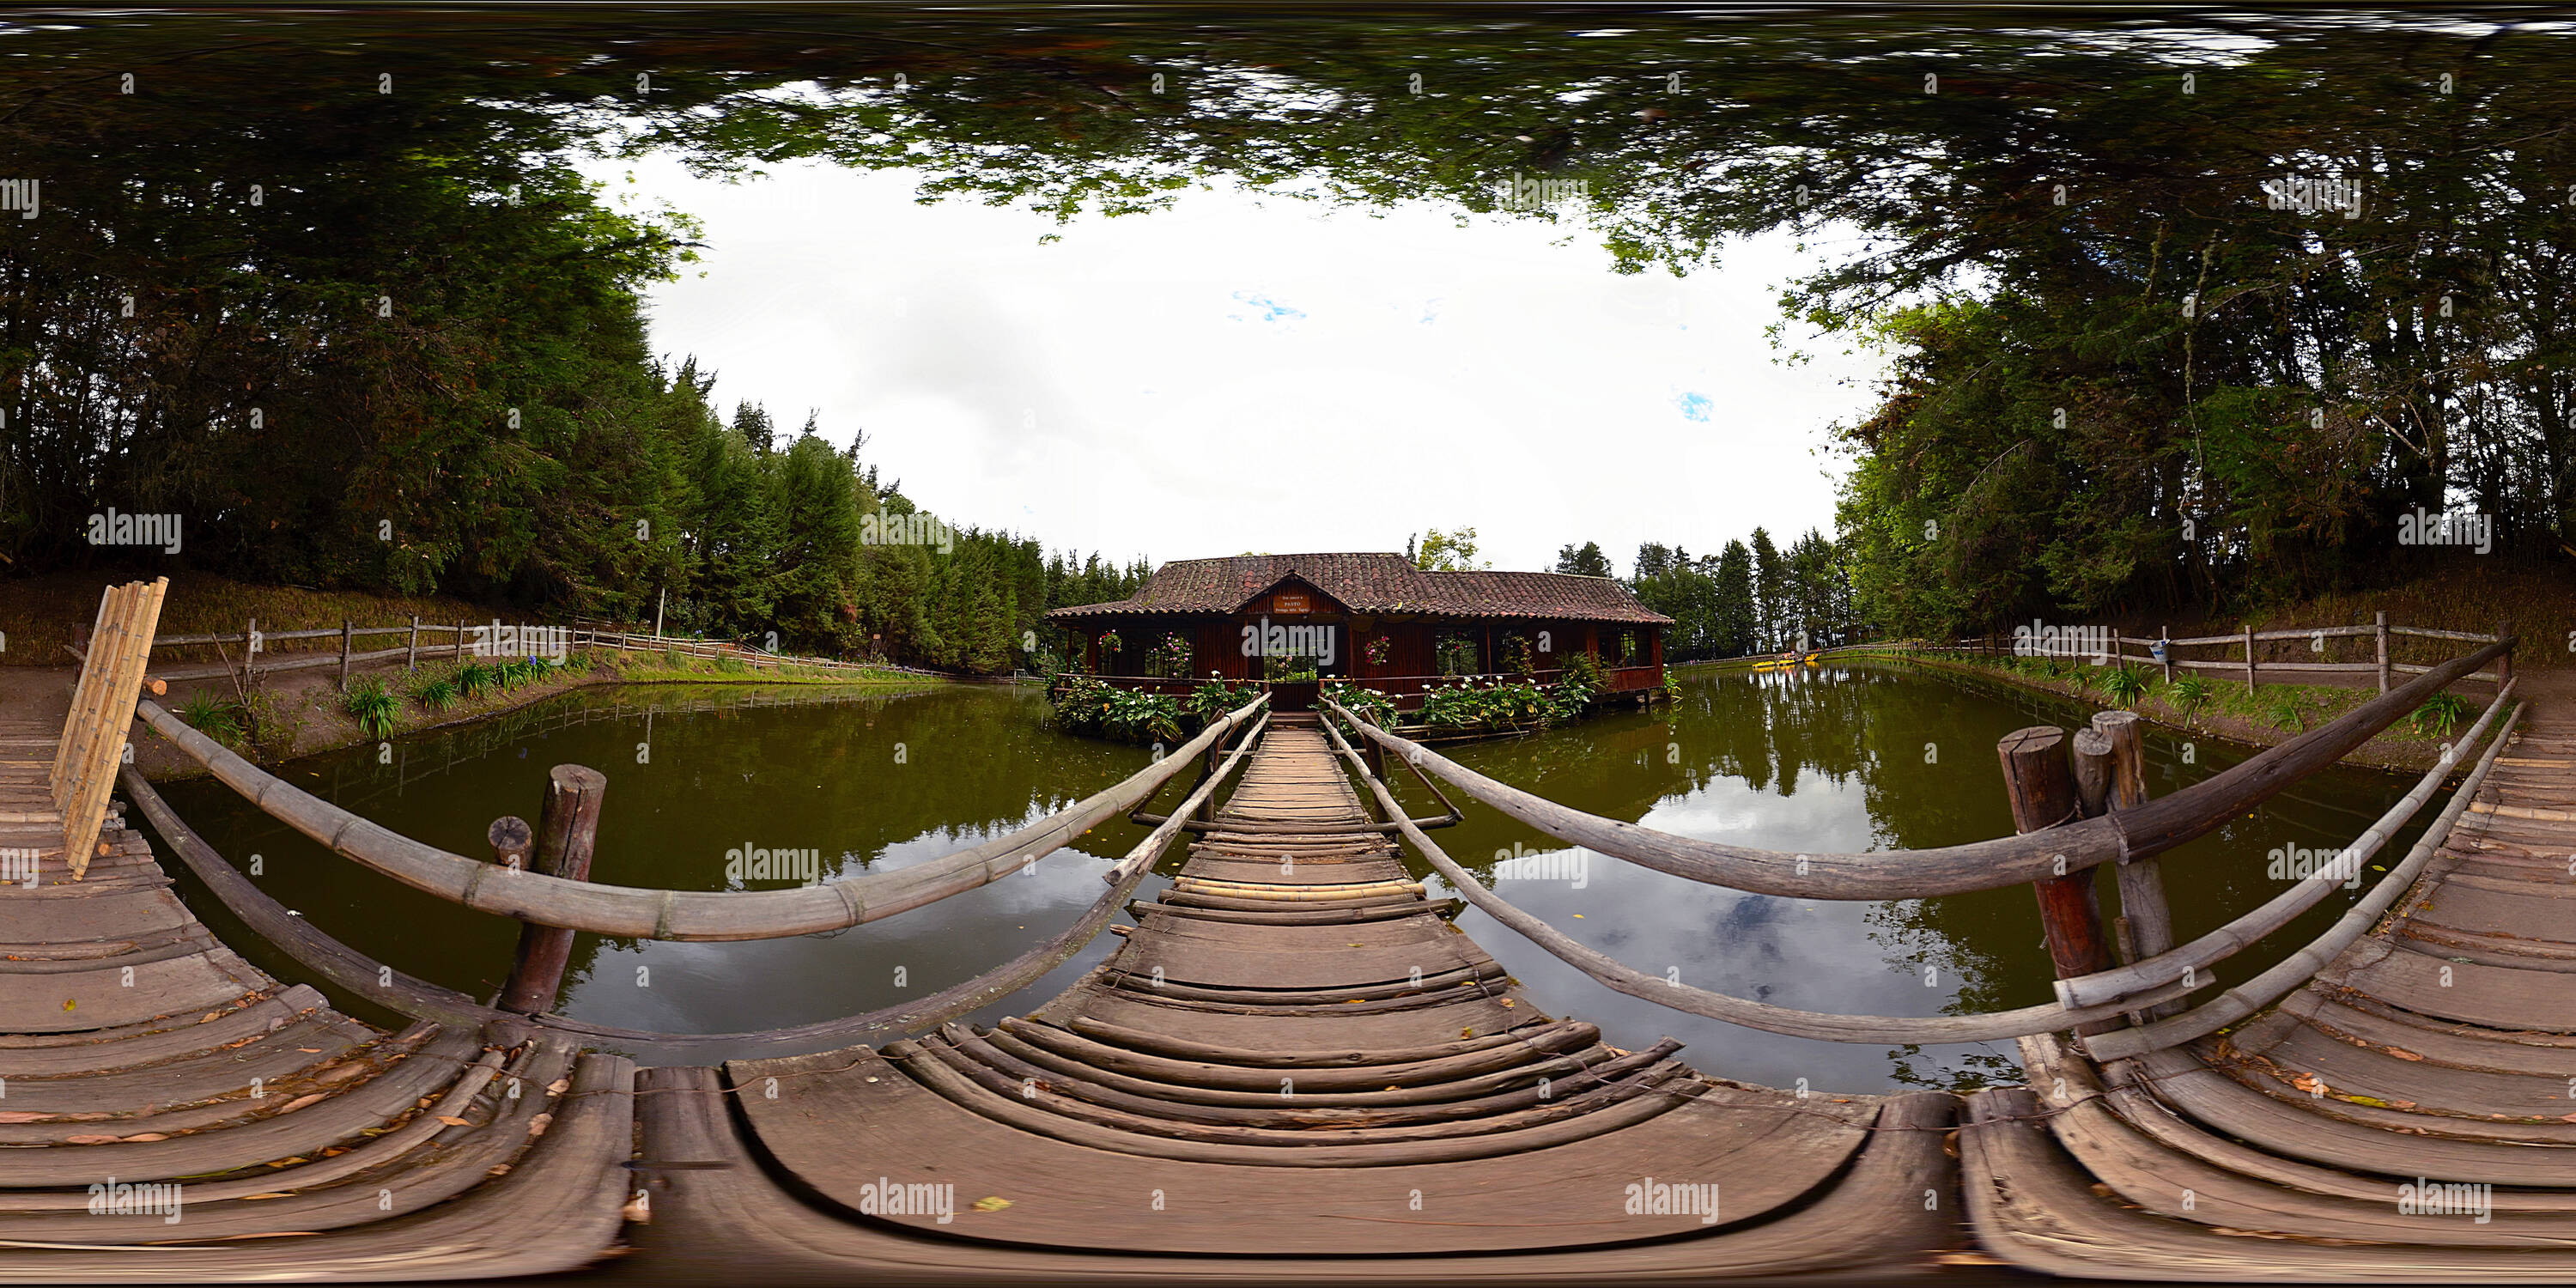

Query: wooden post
[
  {"left": 487, "top": 815, "right": 533, "bottom": 872},
  {"left": 2374, "top": 611, "right": 2390, "bottom": 696},
  {"left": 338, "top": 620, "right": 353, "bottom": 690},
  {"left": 2070, "top": 728, "right": 2113, "bottom": 820},
  {"left": 1997, "top": 726, "right": 2117, "bottom": 1032},
  {"left": 2158, "top": 625, "right": 2172, "bottom": 685},
  {"left": 246, "top": 617, "right": 259, "bottom": 683},
  {"left": 496, "top": 765, "right": 607, "bottom": 1016},
  {"left": 455, "top": 620, "right": 467, "bottom": 663},
  {"left": 407, "top": 615, "right": 420, "bottom": 673},
  {"left": 2242, "top": 623, "right": 2257, "bottom": 691},
  {"left": 2091, "top": 710, "right": 2179, "bottom": 1018},
  {"left": 2497, "top": 620, "right": 2512, "bottom": 690}
]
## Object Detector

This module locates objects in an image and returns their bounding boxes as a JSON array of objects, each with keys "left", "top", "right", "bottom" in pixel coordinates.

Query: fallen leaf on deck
[
  {"left": 527, "top": 1113, "right": 554, "bottom": 1138},
  {"left": 0, "top": 1112, "right": 57, "bottom": 1124},
  {"left": 436, "top": 1116, "right": 472, "bottom": 1127},
  {"left": 972, "top": 1196, "right": 1012, "bottom": 1212},
  {"left": 276, "top": 1093, "right": 328, "bottom": 1113},
  {"left": 119, "top": 1133, "right": 169, "bottom": 1142},
  {"left": 65, "top": 1134, "right": 120, "bottom": 1145}
]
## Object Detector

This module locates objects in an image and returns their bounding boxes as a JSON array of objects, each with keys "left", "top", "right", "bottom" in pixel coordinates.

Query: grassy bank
[{"left": 1889, "top": 650, "right": 2488, "bottom": 774}]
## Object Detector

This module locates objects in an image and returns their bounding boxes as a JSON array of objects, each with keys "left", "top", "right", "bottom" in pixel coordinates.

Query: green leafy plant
[
  {"left": 1322, "top": 680, "right": 1397, "bottom": 727},
  {"left": 2097, "top": 664, "right": 2149, "bottom": 708},
  {"left": 1048, "top": 675, "right": 1182, "bottom": 744},
  {"left": 2409, "top": 691, "right": 2474, "bottom": 738},
  {"left": 455, "top": 661, "right": 499, "bottom": 698},
  {"left": 1188, "top": 675, "right": 1263, "bottom": 726},
  {"left": 1146, "top": 633, "right": 1194, "bottom": 678},
  {"left": 341, "top": 676, "right": 400, "bottom": 738},
  {"left": 177, "top": 691, "right": 244, "bottom": 744},
  {"left": 2163, "top": 674, "right": 2212, "bottom": 723},
  {"left": 2263, "top": 689, "right": 2309, "bottom": 732}
]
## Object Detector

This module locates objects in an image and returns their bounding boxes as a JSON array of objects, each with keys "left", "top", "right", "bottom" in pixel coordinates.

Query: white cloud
[{"left": 599, "top": 155, "right": 1888, "bottom": 574}]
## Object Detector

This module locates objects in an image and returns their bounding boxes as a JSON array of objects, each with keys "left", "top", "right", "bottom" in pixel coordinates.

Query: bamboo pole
[
  {"left": 51, "top": 586, "right": 116, "bottom": 793},
  {"left": 53, "top": 585, "right": 132, "bottom": 815}
]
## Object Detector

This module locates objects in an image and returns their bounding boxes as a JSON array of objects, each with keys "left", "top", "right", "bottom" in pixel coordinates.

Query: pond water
[{"left": 148, "top": 664, "right": 2439, "bottom": 1091}]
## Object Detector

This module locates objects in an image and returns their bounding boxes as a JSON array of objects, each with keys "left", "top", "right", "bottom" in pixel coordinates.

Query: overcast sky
[{"left": 595, "top": 155, "right": 1890, "bottom": 577}]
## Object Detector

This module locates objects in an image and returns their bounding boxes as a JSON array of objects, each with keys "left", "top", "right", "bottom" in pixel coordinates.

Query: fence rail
[{"left": 1940, "top": 616, "right": 2507, "bottom": 693}]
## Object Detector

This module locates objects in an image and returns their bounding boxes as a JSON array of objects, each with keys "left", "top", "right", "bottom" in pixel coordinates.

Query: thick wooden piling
[
  {"left": 497, "top": 766, "right": 607, "bottom": 1015},
  {"left": 488, "top": 815, "right": 534, "bottom": 872},
  {"left": 1998, "top": 726, "right": 2117, "bottom": 1032},
  {"left": 2090, "top": 710, "right": 2179, "bottom": 1018}
]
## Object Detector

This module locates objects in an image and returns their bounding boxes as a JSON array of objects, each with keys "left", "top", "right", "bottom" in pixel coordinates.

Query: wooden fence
[
  {"left": 1942, "top": 616, "right": 2508, "bottom": 693},
  {"left": 76, "top": 618, "right": 954, "bottom": 690}
]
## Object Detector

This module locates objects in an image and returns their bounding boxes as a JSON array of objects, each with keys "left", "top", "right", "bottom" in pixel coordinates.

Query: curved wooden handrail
[
  {"left": 119, "top": 711, "right": 1265, "bottom": 1058},
  {"left": 2077, "top": 698, "right": 2524, "bottom": 1062},
  {"left": 1334, "top": 641, "right": 2508, "bottom": 900},
  {"left": 1311, "top": 714, "right": 2202, "bottom": 1043},
  {"left": 133, "top": 691, "right": 1269, "bottom": 941},
  {"left": 2056, "top": 681, "right": 2517, "bottom": 1011}
]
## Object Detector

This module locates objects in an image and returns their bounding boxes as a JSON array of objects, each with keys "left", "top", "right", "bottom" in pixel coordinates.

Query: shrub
[
  {"left": 1188, "top": 676, "right": 1264, "bottom": 726},
  {"left": 1049, "top": 676, "right": 1182, "bottom": 744},
  {"left": 1321, "top": 680, "right": 1397, "bottom": 727},
  {"left": 2409, "top": 691, "right": 2474, "bottom": 738},
  {"left": 341, "top": 677, "right": 400, "bottom": 739},
  {"left": 455, "top": 661, "right": 499, "bottom": 698}
]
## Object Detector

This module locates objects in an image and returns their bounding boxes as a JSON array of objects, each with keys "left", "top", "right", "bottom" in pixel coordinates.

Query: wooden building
[{"left": 1042, "top": 552, "right": 1671, "bottom": 710}]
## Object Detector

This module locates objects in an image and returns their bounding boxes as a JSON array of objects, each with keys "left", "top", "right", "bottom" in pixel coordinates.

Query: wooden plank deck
[
  {"left": 708, "top": 716, "right": 1959, "bottom": 1276},
  {"left": 0, "top": 719, "right": 634, "bottom": 1283},
  {"left": 1964, "top": 690, "right": 2576, "bottom": 1278}
]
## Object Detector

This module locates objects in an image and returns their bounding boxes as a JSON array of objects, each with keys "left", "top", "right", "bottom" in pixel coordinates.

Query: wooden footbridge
[{"left": 4, "top": 580, "right": 2571, "bottom": 1281}]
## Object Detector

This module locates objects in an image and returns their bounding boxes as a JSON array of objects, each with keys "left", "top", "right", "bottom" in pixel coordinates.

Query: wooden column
[
  {"left": 2093, "top": 710, "right": 2179, "bottom": 1019},
  {"left": 338, "top": 620, "right": 353, "bottom": 690},
  {"left": 2373, "top": 611, "right": 2391, "bottom": 695},
  {"left": 1997, "top": 726, "right": 2117, "bottom": 1033},
  {"left": 496, "top": 765, "right": 607, "bottom": 1016},
  {"left": 407, "top": 615, "right": 420, "bottom": 673},
  {"left": 2242, "top": 623, "right": 2257, "bottom": 690}
]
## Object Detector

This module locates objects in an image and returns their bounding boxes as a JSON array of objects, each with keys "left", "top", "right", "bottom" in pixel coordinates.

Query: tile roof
[{"left": 1041, "top": 553, "right": 1673, "bottom": 624}]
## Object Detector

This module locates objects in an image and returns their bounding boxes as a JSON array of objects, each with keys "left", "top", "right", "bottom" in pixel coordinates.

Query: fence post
[
  {"left": 245, "top": 617, "right": 258, "bottom": 684},
  {"left": 2242, "top": 623, "right": 2257, "bottom": 691},
  {"left": 2374, "top": 611, "right": 2390, "bottom": 696},
  {"left": 407, "top": 615, "right": 420, "bottom": 673},
  {"left": 338, "top": 620, "right": 352, "bottom": 690},
  {"left": 2158, "top": 625, "right": 2172, "bottom": 684},
  {"left": 497, "top": 765, "right": 607, "bottom": 1016},
  {"left": 487, "top": 815, "right": 533, "bottom": 872},
  {"left": 2497, "top": 620, "right": 2512, "bottom": 690},
  {"left": 2091, "top": 710, "right": 2179, "bottom": 1020},
  {"left": 1998, "top": 726, "right": 2118, "bottom": 1035},
  {"left": 456, "top": 620, "right": 467, "bottom": 663}
]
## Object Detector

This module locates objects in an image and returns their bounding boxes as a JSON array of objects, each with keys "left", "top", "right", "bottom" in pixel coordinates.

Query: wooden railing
[
  {"left": 88, "top": 618, "right": 951, "bottom": 688},
  {"left": 131, "top": 690, "right": 1271, "bottom": 941},
  {"left": 1317, "top": 631, "right": 2518, "bottom": 1047}
]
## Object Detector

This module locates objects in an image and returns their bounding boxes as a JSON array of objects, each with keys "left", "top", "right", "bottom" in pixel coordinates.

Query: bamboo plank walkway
[
  {"left": 1964, "top": 690, "right": 2576, "bottom": 1279},
  {"left": 673, "top": 714, "right": 1959, "bottom": 1279},
  {"left": 0, "top": 720, "right": 633, "bottom": 1283}
]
